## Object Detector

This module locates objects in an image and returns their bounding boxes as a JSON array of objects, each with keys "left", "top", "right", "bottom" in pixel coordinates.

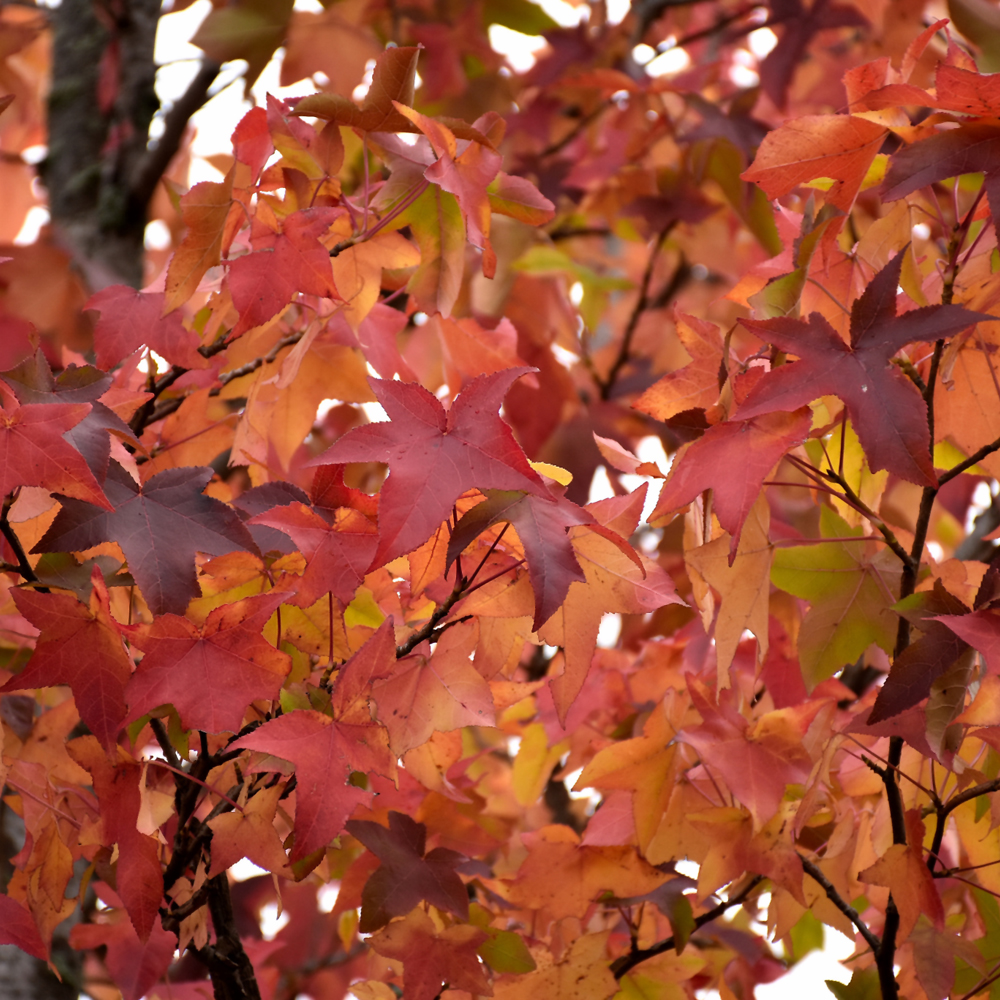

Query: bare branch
[
  {"left": 798, "top": 854, "right": 881, "bottom": 955},
  {"left": 131, "top": 58, "right": 222, "bottom": 211}
]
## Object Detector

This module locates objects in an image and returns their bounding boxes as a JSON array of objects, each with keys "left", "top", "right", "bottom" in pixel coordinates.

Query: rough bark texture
[{"left": 42, "top": 0, "right": 160, "bottom": 289}]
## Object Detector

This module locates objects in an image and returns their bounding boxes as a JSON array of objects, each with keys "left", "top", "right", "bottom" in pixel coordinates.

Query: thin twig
[
  {"left": 611, "top": 875, "right": 765, "bottom": 978},
  {"left": 799, "top": 854, "right": 881, "bottom": 955}
]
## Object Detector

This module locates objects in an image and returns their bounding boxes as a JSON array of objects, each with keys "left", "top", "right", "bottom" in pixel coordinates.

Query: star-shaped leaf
[
  {"left": 651, "top": 408, "right": 812, "bottom": 557},
  {"left": 309, "top": 368, "right": 548, "bottom": 567},
  {"left": 124, "top": 591, "right": 291, "bottom": 734},
  {"left": 34, "top": 462, "right": 258, "bottom": 616},
  {"left": 736, "top": 251, "right": 991, "bottom": 486},
  {"left": 248, "top": 502, "right": 377, "bottom": 608},
  {"left": 231, "top": 622, "right": 397, "bottom": 860},
  {"left": 346, "top": 810, "right": 469, "bottom": 932},
  {"left": 0, "top": 382, "right": 111, "bottom": 509},
  {"left": 3, "top": 568, "right": 132, "bottom": 751},
  {"left": 86, "top": 286, "right": 208, "bottom": 370},
  {"left": 369, "top": 908, "right": 490, "bottom": 1000},
  {"left": 447, "top": 487, "right": 593, "bottom": 630}
]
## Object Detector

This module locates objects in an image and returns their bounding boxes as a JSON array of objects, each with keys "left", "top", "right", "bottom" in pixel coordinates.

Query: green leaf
[
  {"left": 771, "top": 506, "right": 901, "bottom": 687},
  {"left": 787, "top": 909, "right": 824, "bottom": 963},
  {"left": 825, "top": 968, "right": 881, "bottom": 1000},
  {"left": 478, "top": 929, "right": 537, "bottom": 973},
  {"left": 482, "top": 0, "right": 559, "bottom": 35},
  {"left": 401, "top": 184, "right": 466, "bottom": 318}
]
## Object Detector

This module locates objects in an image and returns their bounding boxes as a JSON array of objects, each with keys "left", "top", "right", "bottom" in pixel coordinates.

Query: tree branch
[
  {"left": 131, "top": 58, "right": 222, "bottom": 211},
  {"left": 599, "top": 225, "right": 678, "bottom": 401},
  {"left": 610, "top": 875, "right": 765, "bottom": 978},
  {"left": 798, "top": 854, "right": 881, "bottom": 955}
]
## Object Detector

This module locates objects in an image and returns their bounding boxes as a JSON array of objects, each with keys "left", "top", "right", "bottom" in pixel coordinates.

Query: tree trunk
[{"left": 42, "top": 0, "right": 160, "bottom": 289}]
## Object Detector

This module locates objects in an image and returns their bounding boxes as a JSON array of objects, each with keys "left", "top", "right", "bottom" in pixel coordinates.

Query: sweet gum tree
[{"left": 4, "top": 1, "right": 1000, "bottom": 999}]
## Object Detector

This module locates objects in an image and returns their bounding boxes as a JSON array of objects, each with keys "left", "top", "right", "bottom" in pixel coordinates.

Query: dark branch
[
  {"left": 799, "top": 854, "right": 881, "bottom": 955},
  {"left": 131, "top": 58, "right": 222, "bottom": 211},
  {"left": 610, "top": 874, "right": 764, "bottom": 979}
]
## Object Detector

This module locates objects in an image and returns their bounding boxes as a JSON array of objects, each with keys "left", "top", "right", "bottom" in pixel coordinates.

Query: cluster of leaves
[{"left": 5, "top": 2, "right": 1000, "bottom": 1000}]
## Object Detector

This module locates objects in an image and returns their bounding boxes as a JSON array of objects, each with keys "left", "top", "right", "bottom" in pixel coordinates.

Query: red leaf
[
  {"left": 86, "top": 286, "right": 208, "bottom": 370},
  {"left": 124, "top": 591, "right": 291, "bottom": 733},
  {"left": 679, "top": 676, "right": 816, "bottom": 827},
  {"left": 936, "top": 608, "right": 1000, "bottom": 675},
  {"left": 232, "top": 711, "right": 383, "bottom": 861},
  {"left": 346, "top": 810, "right": 469, "bottom": 932},
  {"left": 370, "top": 908, "right": 490, "bottom": 1000},
  {"left": 0, "top": 383, "right": 111, "bottom": 510},
  {"left": 71, "top": 916, "right": 175, "bottom": 1000},
  {"left": 68, "top": 737, "right": 164, "bottom": 942},
  {"left": 229, "top": 208, "right": 339, "bottom": 337},
  {"left": 231, "top": 622, "right": 398, "bottom": 861},
  {"left": 248, "top": 502, "right": 377, "bottom": 608},
  {"left": 4, "top": 568, "right": 132, "bottom": 751},
  {"left": 310, "top": 368, "right": 548, "bottom": 567},
  {"left": 883, "top": 122, "right": 1000, "bottom": 243},
  {"left": 448, "top": 487, "right": 592, "bottom": 629},
  {"left": 0, "top": 895, "right": 47, "bottom": 960},
  {"left": 35, "top": 462, "right": 258, "bottom": 616},
  {"left": 736, "top": 252, "right": 990, "bottom": 486},
  {"left": 232, "top": 106, "right": 273, "bottom": 183},
  {"left": 651, "top": 409, "right": 812, "bottom": 557}
]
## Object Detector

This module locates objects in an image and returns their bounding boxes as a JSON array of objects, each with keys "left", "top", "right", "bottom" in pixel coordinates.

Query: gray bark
[{"left": 42, "top": 0, "right": 161, "bottom": 289}]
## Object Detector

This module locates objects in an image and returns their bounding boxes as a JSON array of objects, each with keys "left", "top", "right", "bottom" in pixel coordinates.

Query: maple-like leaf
[
  {"left": 124, "top": 591, "right": 291, "bottom": 733},
  {"left": 651, "top": 408, "right": 811, "bottom": 557},
  {"left": 163, "top": 169, "right": 235, "bottom": 314},
  {"left": 370, "top": 908, "right": 490, "bottom": 1000},
  {"left": 4, "top": 568, "right": 132, "bottom": 751},
  {"left": 70, "top": 913, "right": 175, "bottom": 1000},
  {"left": 248, "top": 501, "right": 377, "bottom": 608},
  {"left": 345, "top": 811, "right": 470, "bottom": 932},
  {"left": 937, "top": 608, "right": 1000, "bottom": 674},
  {"left": 310, "top": 368, "right": 548, "bottom": 567},
  {"left": 448, "top": 487, "right": 592, "bottom": 629},
  {"left": 680, "top": 676, "right": 817, "bottom": 827},
  {"left": 741, "top": 113, "right": 886, "bottom": 212},
  {"left": 371, "top": 623, "right": 495, "bottom": 754},
  {"left": 86, "top": 286, "right": 208, "bottom": 370},
  {"left": 232, "top": 709, "right": 385, "bottom": 861},
  {"left": 507, "top": 824, "right": 667, "bottom": 919},
  {"left": 858, "top": 811, "right": 943, "bottom": 941},
  {"left": 492, "top": 931, "right": 618, "bottom": 1000},
  {"left": 869, "top": 585, "right": 971, "bottom": 723},
  {"left": 633, "top": 313, "right": 726, "bottom": 420},
  {"left": 35, "top": 463, "right": 258, "bottom": 616},
  {"left": 68, "top": 738, "right": 164, "bottom": 942},
  {"left": 771, "top": 506, "right": 901, "bottom": 688},
  {"left": 207, "top": 782, "right": 291, "bottom": 877},
  {"left": 883, "top": 122, "right": 1000, "bottom": 242},
  {"left": 3, "top": 352, "right": 139, "bottom": 484},
  {"left": 228, "top": 208, "right": 339, "bottom": 336},
  {"left": 0, "top": 382, "right": 112, "bottom": 509},
  {"left": 736, "top": 252, "right": 990, "bottom": 486},
  {"left": 231, "top": 621, "right": 397, "bottom": 860}
]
